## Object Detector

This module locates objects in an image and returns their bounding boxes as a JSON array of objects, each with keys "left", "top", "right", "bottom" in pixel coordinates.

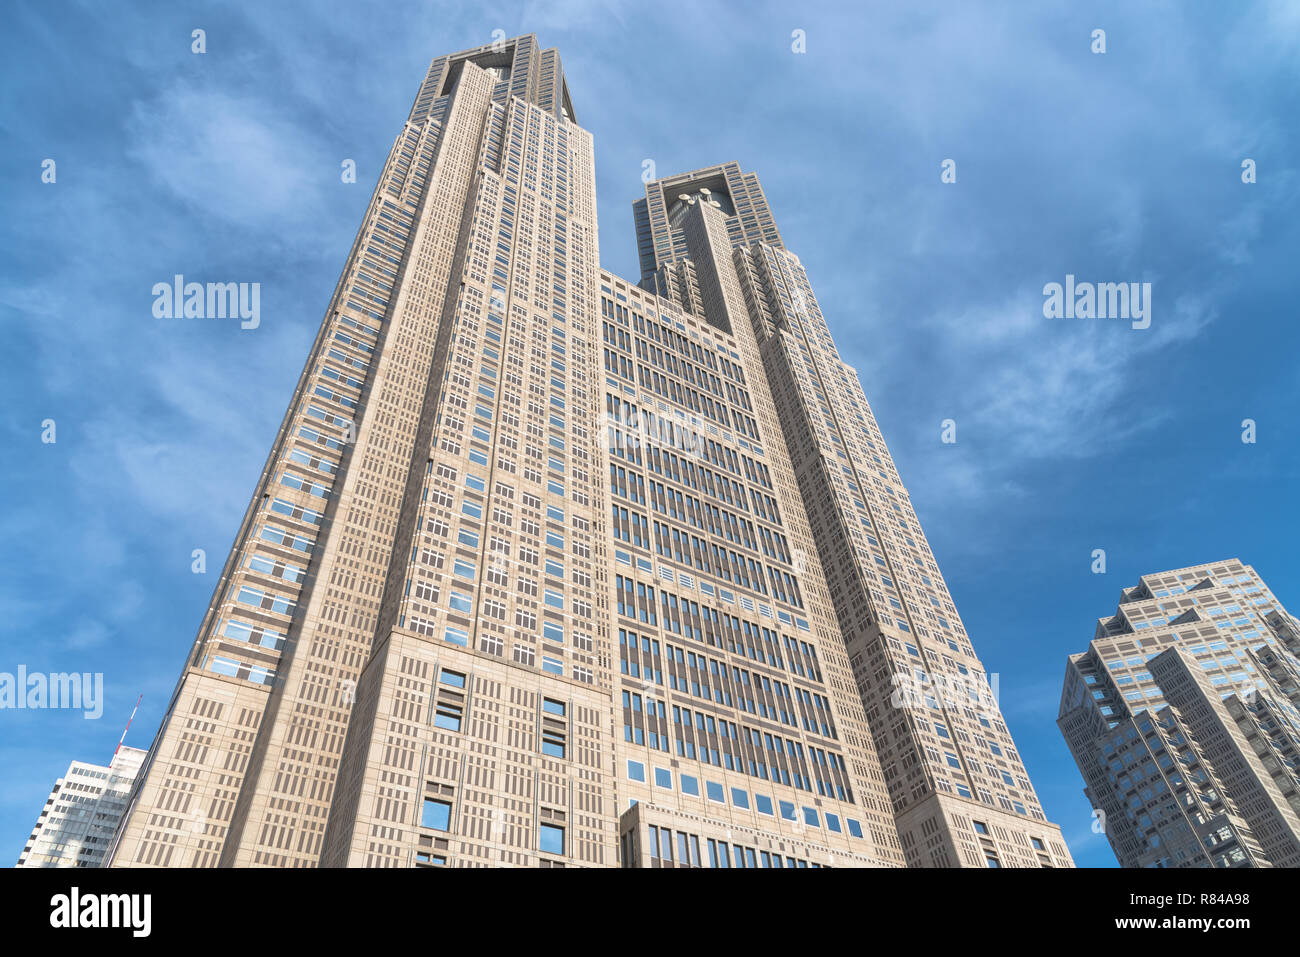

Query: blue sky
[{"left": 2, "top": 0, "right": 1297, "bottom": 868}]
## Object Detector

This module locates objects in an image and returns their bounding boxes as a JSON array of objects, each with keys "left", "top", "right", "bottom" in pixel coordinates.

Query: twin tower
[{"left": 106, "top": 35, "right": 1071, "bottom": 869}]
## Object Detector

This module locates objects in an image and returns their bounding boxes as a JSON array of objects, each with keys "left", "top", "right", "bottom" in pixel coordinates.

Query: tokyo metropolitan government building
[{"left": 106, "top": 35, "right": 1073, "bottom": 870}]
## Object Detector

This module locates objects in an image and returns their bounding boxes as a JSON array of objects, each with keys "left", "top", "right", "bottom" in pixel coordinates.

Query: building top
[
  {"left": 1059, "top": 558, "right": 1295, "bottom": 724},
  {"left": 408, "top": 33, "right": 576, "bottom": 126},
  {"left": 633, "top": 162, "right": 785, "bottom": 283},
  {"left": 1093, "top": 558, "right": 1250, "bottom": 639}
]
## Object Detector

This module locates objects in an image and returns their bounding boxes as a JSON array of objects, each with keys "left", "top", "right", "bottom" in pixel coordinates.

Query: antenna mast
[{"left": 114, "top": 693, "right": 143, "bottom": 758}]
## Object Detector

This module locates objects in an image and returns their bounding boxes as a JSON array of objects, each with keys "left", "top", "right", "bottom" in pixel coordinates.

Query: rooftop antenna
[{"left": 114, "top": 693, "right": 143, "bottom": 758}]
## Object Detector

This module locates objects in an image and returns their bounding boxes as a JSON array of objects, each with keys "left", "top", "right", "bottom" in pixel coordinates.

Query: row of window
[
  {"left": 634, "top": 824, "right": 823, "bottom": 868},
  {"left": 625, "top": 759, "right": 865, "bottom": 838},
  {"left": 613, "top": 576, "right": 819, "bottom": 676}
]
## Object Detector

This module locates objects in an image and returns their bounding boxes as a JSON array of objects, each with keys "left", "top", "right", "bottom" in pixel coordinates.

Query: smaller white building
[{"left": 16, "top": 746, "right": 147, "bottom": 868}]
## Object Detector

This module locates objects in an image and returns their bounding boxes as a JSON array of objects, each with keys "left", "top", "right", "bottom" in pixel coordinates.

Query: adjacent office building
[
  {"left": 17, "top": 746, "right": 146, "bottom": 868},
  {"left": 105, "top": 34, "right": 1067, "bottom": 869},
  {"left": 1059, "top": 559, "right": 1300, "bottom": 867}
]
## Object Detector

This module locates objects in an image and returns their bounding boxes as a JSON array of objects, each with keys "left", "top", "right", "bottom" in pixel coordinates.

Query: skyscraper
[
  {"left": 635, "top": 165, "right": 1072, "bottom": 868},
  {"left": 1059, "top": 559, "right": 1300, "bottom": 867},
  {"left": 18, "top": 746, "right": 145, "bottom": 868},
  {"left": 106, "top": 34, "right": 1062, "bottom": 869}
]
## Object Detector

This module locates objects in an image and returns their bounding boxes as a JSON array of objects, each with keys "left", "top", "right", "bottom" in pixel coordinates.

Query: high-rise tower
[
  {"left": 1059, "top": 559, "right": 1300, "bottom": 867},
  {"left": 108, "top": 35, "right": 907, "bottom": 869},
  {"left": 636, "top": 163, "right": 1073, "bottom": 867},
  {"left": 18, "top": 746, "right": 145, "bottom": 868}
]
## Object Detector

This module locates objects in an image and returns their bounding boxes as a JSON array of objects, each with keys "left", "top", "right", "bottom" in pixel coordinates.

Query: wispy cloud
[{"left": 126, "top": 84, "right": 337, "bottom": 233}]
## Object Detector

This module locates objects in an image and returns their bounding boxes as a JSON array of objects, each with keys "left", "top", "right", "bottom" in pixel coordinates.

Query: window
[
  {"left": 543, "top": 698, "right": 565, "bottom": 716},
  {"left": 674, "top": 831, "right": 692, "bottom": 866},
  {"left": 421, "top": 799, "right": 451, "bottom": 832},
  {"left": 779, "top": 800, "right": 796, "bottom": 821},
  {"left": 1031, "top": 837, "right": 1046, "bottom": 851},
  {"left": 539, "top": 823, "right": 565, "bottom": 856},
  {"left": 706, "top": 780, "right": 725, "bottom": 804},
  {"left": 802, "top": 806, "right": 819, "bottom": 827},
  {"left": 434, "top": 701, "right": 463, "bottom": 733},
  {"left": 654, "top": 767, "right": 672, "bottom": 790},
  {"left": 627, "top": 760, "right": 646, "bottom": 783},
  {"left": 973, "top": 821, "right": 989, "bottom": 835},
  {"left": 680, "top": 774, "right": 699, "bottom": 797},
  {"left": 755, "top": 794, "right": 774, "bottom": 816},
  {"left": 847, "top": 819, "right": 864, "bottom": 839},
  {"left": 440, "top": 670, "right": 466, "bottom": 689},
  {"left": 542, "top": 728, "right": 565, "bottom": 759},
  {"left": 730, "top": 788, "right": 749, "bottom": 810},
  {"left": 985, "top": 855, "right": 1001, "bottom": 868}
]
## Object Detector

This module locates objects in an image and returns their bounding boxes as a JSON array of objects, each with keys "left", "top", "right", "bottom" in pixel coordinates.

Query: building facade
[
  {"left": 106, "top": 34, "right": 1063, "bottom": 869},
  {"left": 635, "top": 165, "right": 1073, "bottom": 868},
  {"left": 17, "top": 746, "right": 146, "bottom": 868},
  {"left": 1059, "top": 559, "right": 1300, "bottom": 867}
]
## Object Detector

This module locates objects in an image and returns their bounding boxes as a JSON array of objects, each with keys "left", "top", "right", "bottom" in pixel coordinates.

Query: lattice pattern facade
[
  {"left": 110, "top": 35, "right": 909, "bottom": 869},
  {"left": 635, "top": 163, "right": 1073, "bottom": 868}
]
